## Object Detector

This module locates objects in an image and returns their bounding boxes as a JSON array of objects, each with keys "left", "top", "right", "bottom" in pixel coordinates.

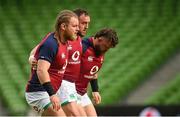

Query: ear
[
  {"left": 98, "top": 38, "right": 103, "bottom": 43},
  {"left": 60, "top": 23, "right": 66, "bottom": 30}
]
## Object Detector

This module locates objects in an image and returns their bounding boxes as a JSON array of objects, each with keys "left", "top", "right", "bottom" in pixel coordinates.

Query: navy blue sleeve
[
  {"left": 38, "top": 40, "right": 58, "bottom": 63},
  {"left": 82, "top": 37, "right": 91, "bottom": 53}
]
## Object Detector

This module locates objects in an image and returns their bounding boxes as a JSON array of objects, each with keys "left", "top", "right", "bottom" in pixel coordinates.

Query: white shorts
[
  {"left": 77, "top": 93, "right": 92, "bottom": 107},
  {"left": 57, "top": 80, "right": 78, "bottom": 106},
  {"left": 25, "top": 91, "right": 51, "bottom": 113}
]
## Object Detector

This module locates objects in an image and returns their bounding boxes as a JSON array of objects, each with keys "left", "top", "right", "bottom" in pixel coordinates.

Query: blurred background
[{"left": 0, "top": 0, "right": 180, "bottom": 116}]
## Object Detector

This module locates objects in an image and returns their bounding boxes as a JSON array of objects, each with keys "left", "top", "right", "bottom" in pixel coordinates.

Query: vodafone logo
[
  {"left": 72, "top": 51, "right": 80, "bottom": 61},
  {"left": 90, "top": 66, "right": 99, "bottom": 75}
]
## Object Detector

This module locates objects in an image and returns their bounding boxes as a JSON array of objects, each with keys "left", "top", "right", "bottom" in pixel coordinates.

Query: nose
[
  {"left": 76, "top": 26, "right": 79, "bottom": 31},
  {"left": 85, "top": 23, "right": 89, "bottom": 29}
]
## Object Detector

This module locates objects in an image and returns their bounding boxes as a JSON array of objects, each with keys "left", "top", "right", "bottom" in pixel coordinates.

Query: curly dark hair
[{"left": 94, "top": 28, "right": 119, "bottom": 47}]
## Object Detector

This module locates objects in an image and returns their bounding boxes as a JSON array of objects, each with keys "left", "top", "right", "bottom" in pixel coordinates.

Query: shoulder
[
  {"left": 41, "top": 33, "right": 58, "bottom": 51},
  {"left": 82, "top": 37, "right": 91, "bottom": 46},
  {"left": 82, "top": 37, "right": 93, "bottom": 53}
]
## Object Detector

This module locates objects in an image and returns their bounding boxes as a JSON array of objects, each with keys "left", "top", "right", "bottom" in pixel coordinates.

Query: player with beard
[
  {"left": 76, "top": 28, "right": 119, "bottom": 116},
  {"left": 25, "top": 10, "right": 79, "bottom": 116}
]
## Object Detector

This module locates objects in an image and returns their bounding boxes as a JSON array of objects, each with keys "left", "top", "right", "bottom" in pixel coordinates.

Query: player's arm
[
  {"left": 37, "top": 59, "right": 51, "bottom": 83},
  {"left": 90, "top": 78, "right": 99, "bottom": 92},
  {"left": 29, "top": 45, "right": 38, "bottom": 64},
  {"left": 37, "top": 43, "right": 60, "bottom": 111},
  {"left": 28, "top": 45, "right": 39, "bottom": 70},
  {"left": 90, "top": 78, "right": 101, "bottom": 104},
  {"left": 37, "top": 59, "right": 60, "bottom": 111}
]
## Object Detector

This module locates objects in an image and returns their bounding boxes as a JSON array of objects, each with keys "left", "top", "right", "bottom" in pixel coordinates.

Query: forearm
[
  {"left": 37, "top": 60, "right": 55, "bottom": 96},
  {"left": 91, "top": 79, "right": 101, "bottom": 104},
  {"left": 90, "top": 79, "right": 99, "bottom": 92},
  {"left": 37, "top": 68, "right": 51, "bottom": 84}
]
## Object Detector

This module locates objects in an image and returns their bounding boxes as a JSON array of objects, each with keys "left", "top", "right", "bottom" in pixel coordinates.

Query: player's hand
[
  {"left": 50, "top": 94, "right": 61, "bottom": 111},
  {"left": 93, "top": 73, "right": 98, "bottom": 79},
  {"left": 29, "top": 55, "right": 37, "bottom": 70},
  {"left": 92, "top": 92, "right": 101, "bottom": 104}
]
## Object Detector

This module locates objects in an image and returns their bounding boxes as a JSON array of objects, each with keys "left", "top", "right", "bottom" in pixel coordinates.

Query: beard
[
  {"left": 70, "top": 34, "right": 77, "bottom": 40},
  {"left": 94, "top": 45, "right": 103, "bottom": 57},
  {"left": 64, "top": 31, "right": 77, "bottom": 41}
]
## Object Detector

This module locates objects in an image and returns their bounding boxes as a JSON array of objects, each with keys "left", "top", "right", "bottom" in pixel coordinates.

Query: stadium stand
[
  {"left": 0, "top": 0, "right": 179, "bottom": 115},
  {"left": 145, "top": 74, "right": 180, "bottom": 105}
]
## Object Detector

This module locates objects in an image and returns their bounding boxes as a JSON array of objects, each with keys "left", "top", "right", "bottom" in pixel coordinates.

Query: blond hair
[{"left": 55, "top": 10, "right": 78, "bottom": 32}]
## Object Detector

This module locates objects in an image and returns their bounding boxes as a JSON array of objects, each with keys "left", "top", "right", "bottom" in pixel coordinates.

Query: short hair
[
  {"left": 73, "top": 8, "right": 89, "bottom": 17},
  {"left": 55, "top": 10, "right": 78, "bottom": 32},
  {"left": 94, "top": 28, "right": 119, "bottom": 47}
]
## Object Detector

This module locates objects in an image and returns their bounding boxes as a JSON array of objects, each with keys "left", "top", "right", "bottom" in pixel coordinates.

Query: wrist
[
  {"left": 92, "top": 89, "right": 99, "bottom": 92},
  {"left": 90, "top": 79, "right": 99, "bottom": 92},
  {"left": 42, "top": 82, "right": 55, "bottom": 96}
]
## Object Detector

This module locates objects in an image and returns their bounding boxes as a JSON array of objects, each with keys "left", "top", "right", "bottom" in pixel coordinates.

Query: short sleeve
[{"left": 38, "top": 41, "right": 57, "bottom": 63}]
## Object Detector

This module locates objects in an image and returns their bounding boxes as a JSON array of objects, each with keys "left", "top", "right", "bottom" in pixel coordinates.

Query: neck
[{"left": 54, "top": 31, "right": 66, "bottom": 44}]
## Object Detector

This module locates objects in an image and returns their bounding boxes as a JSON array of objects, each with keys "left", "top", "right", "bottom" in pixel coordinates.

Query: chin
[
  {"left": 83, "top": 32, "right": 86, "bottom": 35},
  {"left": 72, "top": 35, "right": 77, "bottom": 40}
]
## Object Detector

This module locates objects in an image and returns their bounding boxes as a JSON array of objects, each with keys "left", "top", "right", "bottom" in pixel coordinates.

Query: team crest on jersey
[
  {"left": 88, "top": 56, "right": 94, "bottom": 62},
  {"left": 68, "top": 45, "right": 72, "bottom": 50},
  {"left": 61, "top": 53, "right": 65, "bottom": 59}
]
